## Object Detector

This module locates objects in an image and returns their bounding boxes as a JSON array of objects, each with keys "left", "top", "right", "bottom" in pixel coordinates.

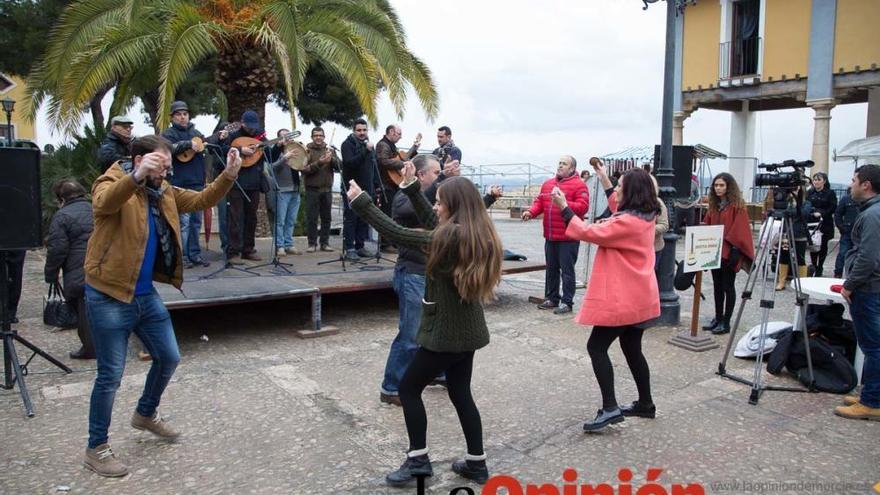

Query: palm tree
[{"left": 26, "top": 0, "right": 438, "bottom": 133}]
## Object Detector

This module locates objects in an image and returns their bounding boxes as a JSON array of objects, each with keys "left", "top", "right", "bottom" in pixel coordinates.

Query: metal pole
[{"left": 655, "top": 0, "right": 681, "bottom": 325}]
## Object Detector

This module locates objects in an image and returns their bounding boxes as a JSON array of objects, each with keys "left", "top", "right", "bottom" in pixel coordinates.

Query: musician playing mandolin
[
  {"left": 219, "top": 110, "right": 266, "bottom": 263},
  {"left": 375, "top": 125, "right": 420, "bottom": 253},
  {"left": 162, "top": 100, "right": 228, "bottom": 268}
]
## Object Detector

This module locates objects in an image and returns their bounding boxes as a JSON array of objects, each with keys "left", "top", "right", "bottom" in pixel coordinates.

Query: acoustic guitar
[
  {"left": 175, "top": 122, "right": 241, "bottom": 163},
  {"left": 231, "top": 130, "right": 302, "bottom": 168},
  {"left": 383, "top": 150, "right": 415, "bottom": 185}
]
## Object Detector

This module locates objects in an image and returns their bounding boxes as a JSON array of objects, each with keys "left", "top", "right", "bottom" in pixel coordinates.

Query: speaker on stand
[{"left": 0, "top": 147, "right": 72, "bottom": 417}]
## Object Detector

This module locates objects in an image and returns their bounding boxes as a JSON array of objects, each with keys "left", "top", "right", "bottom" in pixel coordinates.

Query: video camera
[
  {"left": 755, "top": 159, "right": 814, "bottom": 215},
  {"left": 754, "top": 159, "right": 813, "bottom": 189}
]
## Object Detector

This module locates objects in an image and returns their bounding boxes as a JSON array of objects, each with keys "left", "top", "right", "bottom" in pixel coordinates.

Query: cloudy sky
[{"left": 36, "top": 0, "right": 868, "bottom": 186}]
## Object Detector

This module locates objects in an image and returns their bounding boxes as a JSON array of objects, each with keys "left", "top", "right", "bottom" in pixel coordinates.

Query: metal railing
[{"left": 719, "top": 36, "right": 761, "bottom": 80}]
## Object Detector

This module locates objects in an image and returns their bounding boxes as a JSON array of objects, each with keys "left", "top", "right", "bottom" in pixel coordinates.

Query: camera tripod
[
  {"left": 1, "top": 251, "right": 72, "bottom": 417},
  {"left": 717, "top": 201, "right": 816, "bottom": 405}
]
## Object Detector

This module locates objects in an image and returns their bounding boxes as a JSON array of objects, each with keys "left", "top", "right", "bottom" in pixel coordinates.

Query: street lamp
[
  {"left": 641, "top": 0, "right": 696, "bottom": 325},
  {"left": 1, "top": 95, "right": 15, "bottom": 146}
]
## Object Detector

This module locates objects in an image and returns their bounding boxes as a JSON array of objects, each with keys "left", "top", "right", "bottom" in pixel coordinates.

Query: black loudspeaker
[
  {"left": 0, "top": 147, "right": 42, "bottom": 249},
  {"left": 653, "top": 145, "right": 695, "bottom": 199}
]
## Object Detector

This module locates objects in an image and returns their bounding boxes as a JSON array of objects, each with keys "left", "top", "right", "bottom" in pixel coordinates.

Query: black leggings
[
  {"left": 399, "top": 349, "right": 483, "bottom": 456},
  {"left": 809, "top": 229, "right": 833, "bottom": 273},
  {"left": 586, "top": 326, "right": 652, "bottom": 411},
  {"left": 710, "top": 261, "right": 737, "bottom": 321}
]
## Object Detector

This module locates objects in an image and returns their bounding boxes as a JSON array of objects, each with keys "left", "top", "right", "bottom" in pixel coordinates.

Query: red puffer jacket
[{"left": 527, "top": 174, "right": 590, "bottom": 241}]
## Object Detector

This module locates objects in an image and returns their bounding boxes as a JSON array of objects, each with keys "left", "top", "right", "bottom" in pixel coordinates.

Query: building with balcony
[
  {"left": 0, "top": 72, "right": 37, "bottom": 144},
  {"left": 674, "top": 0, "right": 880, "bottom": 193}
]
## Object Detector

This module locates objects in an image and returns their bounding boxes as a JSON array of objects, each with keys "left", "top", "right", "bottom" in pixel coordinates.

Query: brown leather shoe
[
  {"left": 227, "top": 255, "right": 245, "bottom": 265},
  {"left": 834, "top": 402, "right": 880, "bottom": 421},
  {"left": 242, "top": 252, "right": 262, "bottom": 261},
  {"left": 380, "top": 392, "right": 402, "bottom": 407},
  {"left": 843, "top": 395, "right": 860, "bottom": 406},
  {"left": 84, "top": 444, "right": 129, "bottom": 477},
  {"left": 131, "top": 410, "right": 181, "bottom": 440}
]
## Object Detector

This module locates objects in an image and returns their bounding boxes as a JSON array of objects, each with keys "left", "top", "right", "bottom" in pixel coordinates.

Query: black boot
[
  {"left": 452, "top": 458, "right": 490, "bottom": 484},
  {"left": 619, "top": 400, "right": 656, "bottom": 418},
  {"left": 583, "top": 408, "right": 624, "bottom": 432},
  {"left": 69, "top": 347, "right": 95, "bottom": 360},
  {"left": 701, "top": 317, "right": 720, "bottom": 331},
  {"left": 386, "top": 454, "right": 433, "bottom": 487},
  {"left": 711, "top": 318, "right": 731, "bottom": 335}
]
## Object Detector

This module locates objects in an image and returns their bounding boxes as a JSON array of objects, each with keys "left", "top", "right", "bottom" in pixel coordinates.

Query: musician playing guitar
[
  {"left": 218, "top": 110, "right": 267, "bottom": 263},
  {"left": 162, "top": 100, "right": 229, "bottom": 268},
  {"left": 375, "top": 125, "right": 420, "bottom": 253}
]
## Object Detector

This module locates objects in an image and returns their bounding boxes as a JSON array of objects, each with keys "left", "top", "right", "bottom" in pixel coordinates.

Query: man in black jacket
[
  {"left": 97, "top": 116, "right": 134, "bottom": 172},
  {"left": 45, "top": 179, "right": 95, "bottom": 358},
  {"left": 341, "top": 119, "right": 378, "bottom": 261},
  {"left": 220, "top": 110, "right": 265, "bottom": 263},
  {"left": 833, "top": 189, "right": 860, "bottom": 278},
  {"left": 162, "top": 101, "right": 227, "bottom": 268}
]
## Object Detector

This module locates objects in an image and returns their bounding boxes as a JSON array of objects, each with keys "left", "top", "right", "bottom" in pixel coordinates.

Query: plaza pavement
[{"left": 0, "top": 214, "right": 876, "bottom": 494}]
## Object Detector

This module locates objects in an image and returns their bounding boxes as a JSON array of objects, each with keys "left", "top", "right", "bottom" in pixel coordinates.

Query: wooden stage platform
[{"left": 155, "top": 238, "right": 544, "bottom": 337}]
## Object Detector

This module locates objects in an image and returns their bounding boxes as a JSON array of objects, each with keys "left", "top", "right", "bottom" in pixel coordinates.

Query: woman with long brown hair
[
  {"left": 702, "top": 173, "right": 755, "bottom": 334},
  {"left": 346, "top": 167, "right": 502, "bottom": 487}
]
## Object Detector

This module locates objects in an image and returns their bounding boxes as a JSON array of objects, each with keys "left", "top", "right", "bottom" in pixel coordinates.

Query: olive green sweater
[{"left": 350, "top": 180, "right": 490, "bottom": 353}]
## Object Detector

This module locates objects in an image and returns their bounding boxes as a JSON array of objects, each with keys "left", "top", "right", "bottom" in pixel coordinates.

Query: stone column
[
  {"left": 729, "top": 101, "right": 757, "bottom": 200},
  {"left": 673, "top": 110, "right": 692, "bottom": 146},
  {"left": 808, "top": 98, "right": 836, "bottom": 176},
  {"left": 867, "top": 87, "right": 880, "bottom": 137}
]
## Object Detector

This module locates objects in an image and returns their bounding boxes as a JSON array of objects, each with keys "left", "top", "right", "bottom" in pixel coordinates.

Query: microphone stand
[
  {"left": 198, "top": 146, "right": 258, "bottom": 280},
  {"left": 246, "top": 152, "right": 295, "bottom": 275}
]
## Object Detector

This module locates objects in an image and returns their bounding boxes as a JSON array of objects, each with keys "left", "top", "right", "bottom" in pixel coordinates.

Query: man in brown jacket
[
  {"left": 82, "top": 135, "right": 241, "bottom": 478},
  {"left": 303, "top": 126, "right": 340, "bottom": 251},
  {"left": 374, "top": 124, "right": 420, "bottom": 253}
]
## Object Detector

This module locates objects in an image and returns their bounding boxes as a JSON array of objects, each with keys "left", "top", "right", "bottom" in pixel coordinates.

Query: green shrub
[{"left": 40, "top": 126, "right": 104, "bottom": 237}]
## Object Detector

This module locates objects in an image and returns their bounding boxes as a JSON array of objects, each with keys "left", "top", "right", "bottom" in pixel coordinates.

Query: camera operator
[
  {"left": 774, "top": 183, "right": 814, "bottom": 290},
  {"left": 806, "top": 172, "right": 837, "bottom": 277}
]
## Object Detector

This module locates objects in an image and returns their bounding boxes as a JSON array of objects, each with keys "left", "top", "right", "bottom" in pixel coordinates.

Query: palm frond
[{"left": 156, "top": 5, "right": 220, "bottom": 129}]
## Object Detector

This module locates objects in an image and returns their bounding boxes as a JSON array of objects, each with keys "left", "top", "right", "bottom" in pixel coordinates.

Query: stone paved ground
[{"left": 1, "top": 214, "right": 877, "bottom": 495}]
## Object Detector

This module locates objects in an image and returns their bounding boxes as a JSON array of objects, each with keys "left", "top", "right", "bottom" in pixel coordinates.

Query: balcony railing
[{"left": 719, "top": 36, "right": 762, "bottom": 80}]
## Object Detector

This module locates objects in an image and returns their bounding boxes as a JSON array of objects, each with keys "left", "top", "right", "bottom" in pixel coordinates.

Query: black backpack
[{"left": 766, "top": 330, "right": 857, "bottom": 394}]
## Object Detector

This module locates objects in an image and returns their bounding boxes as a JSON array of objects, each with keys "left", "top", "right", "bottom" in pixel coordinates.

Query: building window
[{"left": 720, "top": 0, "right": 761, "bottom": 80}]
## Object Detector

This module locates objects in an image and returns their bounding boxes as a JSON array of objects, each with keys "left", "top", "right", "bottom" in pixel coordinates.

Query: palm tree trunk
[{"left": 215, "top": 39, "right": 278, "bottom": 127}]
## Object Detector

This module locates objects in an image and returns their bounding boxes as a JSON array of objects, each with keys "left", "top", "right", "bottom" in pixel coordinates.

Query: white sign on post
[{"left": 683, "top": 225, "right": 724, "bottom": 273}]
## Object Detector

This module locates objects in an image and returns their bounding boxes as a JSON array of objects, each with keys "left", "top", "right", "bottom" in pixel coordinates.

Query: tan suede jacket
[{"left": 84, "top": 162, "right": 235, "bottom": 302}]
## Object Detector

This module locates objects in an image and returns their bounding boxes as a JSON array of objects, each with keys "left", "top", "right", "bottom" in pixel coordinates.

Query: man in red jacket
[{"left": 523, "top": 155, "right": 589, "bottom": 314}]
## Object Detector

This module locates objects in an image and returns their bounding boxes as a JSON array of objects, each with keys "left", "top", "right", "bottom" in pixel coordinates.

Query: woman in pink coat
[{"left": 551, "top": 163, "right": 661, "bottom": 432}]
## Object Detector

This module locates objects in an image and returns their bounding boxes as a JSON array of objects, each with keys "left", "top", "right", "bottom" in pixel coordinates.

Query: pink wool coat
[{"left": 565, "top": 194, "right": 660, "bottom": 327}]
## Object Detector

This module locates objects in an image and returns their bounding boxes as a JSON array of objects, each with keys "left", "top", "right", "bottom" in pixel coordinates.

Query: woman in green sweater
[{"left": 346, "top": 169, "right": 503, "bottom": 487}]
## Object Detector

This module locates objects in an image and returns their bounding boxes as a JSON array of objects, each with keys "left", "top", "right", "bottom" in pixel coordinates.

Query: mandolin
[
  {"left": 176, "top": 122, "right": 241, "bottom": 163},
  {"left": 231, "top": 130, "right": 302, "bottom": 168}
]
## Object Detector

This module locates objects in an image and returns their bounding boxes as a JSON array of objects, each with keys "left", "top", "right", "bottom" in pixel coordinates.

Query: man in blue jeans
[
  {"left": 380, "top": 155, "right": 443, "bottom": 406},
  {"left": 162, "top": 100, "right": 228, "bottom": 268},
  {"left": 82, "top": 135, "right": 240, "bottom": 476},
  {"left": 837, "top": 164, "right": 880, "bottom": 421}
]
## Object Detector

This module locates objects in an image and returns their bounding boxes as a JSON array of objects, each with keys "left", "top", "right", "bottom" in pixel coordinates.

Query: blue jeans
[
  {"left": 834, "top": 233, "right": 852, "bottom": 277},
  {"left": 850, "top": 290, "right": 880, "bottom": 408},
  {"left": 381, "top": 266, "right": 425, "bottom": 395},
  {"left": 275, "top": 190, "right": 301, "bottom": 249},
  {"left": 544, "top": 240, "right": 579, "bottom": 307},
  {"left": 85, "top": 287, "right": 181, "bottom": 448},
  {"left": 178, "top": 184, "right": 204, "bottom": 261}
]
